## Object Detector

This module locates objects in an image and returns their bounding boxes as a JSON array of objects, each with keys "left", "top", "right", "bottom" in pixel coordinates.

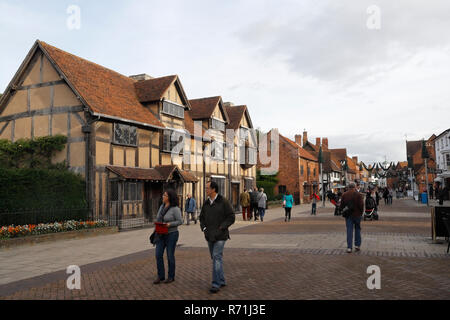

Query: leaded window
[
  {"left": 211, "top": 118, "right": 225, "bottom": 131},
  {"left": 211, "top": 177, "right": 226, "bottom": 195},
  {"left": 162, "top": 100, "right": 184, "bottom": 119},
  {"left": 211, "top": 141, "right": 225, "bottom": 160},
  {"left": 162, "top": 130, "right": 185, "bottom": 153},
  {"left": 114, "top": 123, "right": 137, "bottom": 146}
]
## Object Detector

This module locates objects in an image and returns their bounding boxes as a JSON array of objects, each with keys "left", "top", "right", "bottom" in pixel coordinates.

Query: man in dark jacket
[
  {"left": 340, "top": 182, "right": 364, "bottom": 253},
  {"left": 249, "top": 188, "right": 259, "bottom": 221},
  {"left": 200, "top": 181, "right": 235, "bottom": 294}
]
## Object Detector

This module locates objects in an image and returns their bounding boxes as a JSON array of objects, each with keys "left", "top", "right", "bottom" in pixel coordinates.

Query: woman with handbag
[{"left": 153, "top": 189, "right": 183, "bottom": 284}]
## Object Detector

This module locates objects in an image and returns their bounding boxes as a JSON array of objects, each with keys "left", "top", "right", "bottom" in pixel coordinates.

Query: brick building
[
  {"left": 406, "top": 135, "right": 437, "bottom": 194},
  {"left": 0, "top": 40, "right": 257, "bottom": 228}
]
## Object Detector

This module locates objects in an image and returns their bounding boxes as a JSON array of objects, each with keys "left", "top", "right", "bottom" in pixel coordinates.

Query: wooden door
[{"left": 231, "top": 183, "right": 240, "bottom": 212}]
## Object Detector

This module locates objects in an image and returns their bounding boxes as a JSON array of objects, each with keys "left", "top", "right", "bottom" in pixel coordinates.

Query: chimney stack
[
  {"left": 295, "top": 135, "right": 302, "bottom": 146},
  {"left": 129, "top": 73, "right": 153, "bottom": 81},
  {"left": 303, "top": 131, "right": 308, "bottom": 146},
  {"left": 316, "top": 137, "right": 321, "bottom": 146},
  {"left": 352, "top": 156, "right": 358, "bottom": 164},
  {"left": 322, "top": 138, "right": 328, "bottom": 149},
  {"left": 223, "top": 102, "right": 234, "bottom": 107}
]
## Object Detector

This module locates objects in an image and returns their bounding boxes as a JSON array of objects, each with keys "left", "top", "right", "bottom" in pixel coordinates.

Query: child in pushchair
[{"left": 364, "top": 192, "right": 379, "bottom": 221}]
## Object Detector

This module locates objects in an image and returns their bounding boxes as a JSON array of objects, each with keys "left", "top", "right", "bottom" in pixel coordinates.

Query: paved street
[{"left": 0, "top": 199, "right": 449, "bottom": 300}]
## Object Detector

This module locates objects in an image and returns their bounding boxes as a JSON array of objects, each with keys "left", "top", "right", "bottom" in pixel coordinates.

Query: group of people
[
  {"left": 239, "top": 188, "right": 268, "bottom": 222},
  {"left": 382, "top": 187, "right": 394, "bottom": 205},
  {"left": 152, "top": 181, "right": 235, "bottom": 294},
  {"left": 430, "top": 183, "right": 449, "bottom": 205}
]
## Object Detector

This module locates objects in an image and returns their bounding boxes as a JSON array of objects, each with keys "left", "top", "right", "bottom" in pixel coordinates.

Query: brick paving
[
  {"left": 0, "top": 199, "right": 449, "bottom": 300},
  {"left": 0, "top": 247, "right": 449, "bottom": 300}
]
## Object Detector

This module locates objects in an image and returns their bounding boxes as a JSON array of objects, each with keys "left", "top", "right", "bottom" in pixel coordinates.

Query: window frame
[
  {"left": 113, "top": 123, "right": 138, "bottom": 147},
  {"left": 161, "top": 100, "right": 185, "bottom": 119}
]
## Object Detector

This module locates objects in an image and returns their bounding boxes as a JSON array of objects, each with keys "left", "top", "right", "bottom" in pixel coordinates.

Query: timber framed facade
[{"left": 0, "top": 40, "right": 257, "bottom": 229}]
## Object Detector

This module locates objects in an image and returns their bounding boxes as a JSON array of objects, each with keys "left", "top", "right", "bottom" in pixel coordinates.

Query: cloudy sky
[{"left": 1, "top": 0, "right": 449, "bottom": 163}]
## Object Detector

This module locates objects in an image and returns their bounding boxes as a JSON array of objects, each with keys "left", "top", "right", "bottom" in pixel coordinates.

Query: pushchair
[
  {"left": 364, "top": 195, "right": 378, "bottom": 221},
  {"left": 363, "top": 207, "right": 378, "bottom": 221}
]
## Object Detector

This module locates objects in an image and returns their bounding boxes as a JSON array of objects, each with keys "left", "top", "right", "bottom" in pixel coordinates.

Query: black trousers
[{"left": 285, "top": 207, "right": 291, "bottom": 220}]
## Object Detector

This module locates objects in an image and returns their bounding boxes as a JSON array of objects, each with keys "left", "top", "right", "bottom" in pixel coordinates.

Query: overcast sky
[{"left": 1, "top": 0, "right": 449, "bottom": 163}]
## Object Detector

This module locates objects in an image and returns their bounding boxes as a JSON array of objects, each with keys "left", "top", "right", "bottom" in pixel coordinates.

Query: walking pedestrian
[
  {"left": 283, "top": 191, "right": 294, "bottom": 222},
  {"left": 153, "top": 189, "right": 183, "bottom": 284},
  {"left": 200, "top": 181, "right": 235, "bottom": 294},
  {"left": 184, "top": 194, "right": 197, "bottom": 225},
  {"left": 239, "top": 188, "right": 251, "bottom": 221},
  {"left": 388, "top": 188, "right": 393, "bottom": 205},
  {"left": 375, "top": 189, "right": 380, "bottom": 207},
  {"left": 339, "top": 182, "right": 364, "bottom": 253},
  {"left": 310, "top": 192, "right": 318, "bottom": 215},
  {"left": 429, "top": 185, "right": 434, "bottom": 200},
  {"left": 250, "top": 188, "right": 259, "bottom": 221},
  {"left": 383, "top": 188, "right": 389, "bottom": 205},
  {"left": 257, "top": 188, "right": 268, "bottom": 222}
]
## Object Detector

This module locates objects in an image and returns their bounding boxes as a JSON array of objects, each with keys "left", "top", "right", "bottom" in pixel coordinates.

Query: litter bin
[{"left": 421, "top": 193, "right": 428, "bottom": 204}]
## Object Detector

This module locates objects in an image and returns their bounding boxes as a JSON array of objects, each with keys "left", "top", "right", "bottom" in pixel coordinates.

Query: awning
[{"left": 107, "top": 165, "right": 198, "bottom": 183}]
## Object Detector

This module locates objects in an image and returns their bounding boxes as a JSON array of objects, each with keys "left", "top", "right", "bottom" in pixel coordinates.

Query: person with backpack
[{"left": 339, "top": 183, "right": 364, "bottom": 253}]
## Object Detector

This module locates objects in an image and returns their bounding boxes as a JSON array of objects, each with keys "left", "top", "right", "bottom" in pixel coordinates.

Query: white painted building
[{"left": 434, "top": 128, "right": 450, "bottom": 188}]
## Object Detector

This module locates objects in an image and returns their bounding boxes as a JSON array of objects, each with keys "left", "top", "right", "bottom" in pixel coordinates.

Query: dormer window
[
  {"left": 162, "top": 100, "right": 184, "bottom": 119},
  {"left": 210, "top": 118, "right": 225, "bottom": 131}
]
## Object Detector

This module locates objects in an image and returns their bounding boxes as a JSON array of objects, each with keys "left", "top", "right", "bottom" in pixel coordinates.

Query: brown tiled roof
[
  {"left": 280, "top": 135, "right": 317, "bottom": 161},
  {"left": 106, "top": 165, "right": 198, "bottom": 182},
  {"left": 38, "top": 41, "right": 164, "bottom": 128},
  {"left": 299, "top": 147, "right": 317, "bottom": 161},
  {"left": 225, "top": 105, "right": 247, "bottom": 130},
  {"left": 107, "top": 166, "right": 164, "bottom": 181},
  {"left": 179, "top": 169, "right": 198, "bottom": 183},
  {"left": 134, "top": 75, "right": 177, "bottom": 102},
  {"left": 155, "top": 165, "right": 198, "bottom": 183},
  {"left": 189, "top": 96, "right": 222, "bottom": 120},
  {"left": 346, "top": 156, "right": 356, "bottom": 174},
  {"left": 329, "top": 148, "right": 347, "bottom": 161}
]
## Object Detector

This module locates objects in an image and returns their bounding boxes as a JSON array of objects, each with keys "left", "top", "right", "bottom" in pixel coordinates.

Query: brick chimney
[
  {"left": 303, "top": 131, "right": 308, "bottom": 146},
  {"left": 352, "top": 156, "right": 358, "bottom": 164},
  {"left": 316, "top": 137, "right": 321, "bottom": 146},
  {"left": 322, "top": 138, "right": 328, "bottom": 149},
  {"left": 295, "top": 135, "right": 302, "bottom": 146}
]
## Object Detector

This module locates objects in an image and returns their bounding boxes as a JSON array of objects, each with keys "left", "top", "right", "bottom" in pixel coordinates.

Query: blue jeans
[
  {"left": 258, "top": 207, "right": 266, "bottom": 221},
  {"left": 155, "top": 231, "right": 179, "bottom": 280},
  {"left": 208, "top": 240, "right": 226, "bottom": 289},
  {"left": 345, "top": 216, "right": 362, "bottom": 249}
]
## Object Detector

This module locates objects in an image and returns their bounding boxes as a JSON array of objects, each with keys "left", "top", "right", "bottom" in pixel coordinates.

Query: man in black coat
[{"left": 200, "top": 181, "right": 235, "bottom": 294}]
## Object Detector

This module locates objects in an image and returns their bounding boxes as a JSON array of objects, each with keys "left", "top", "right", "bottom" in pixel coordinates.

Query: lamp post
[
  {"left": 422, "top": 139, "right": 430, "bottom": 206},
  {"left": 318, "top": 145, "right": 325, "bottom": 207}
]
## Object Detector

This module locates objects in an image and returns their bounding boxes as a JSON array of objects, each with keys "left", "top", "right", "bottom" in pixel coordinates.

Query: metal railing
[{"left": 0, "top": 207, "right": 90, "bottom": 227}]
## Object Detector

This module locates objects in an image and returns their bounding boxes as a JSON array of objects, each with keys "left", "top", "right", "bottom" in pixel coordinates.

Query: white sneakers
[{"left": 347, "top": 247, "right": 360, "bottom": 253}]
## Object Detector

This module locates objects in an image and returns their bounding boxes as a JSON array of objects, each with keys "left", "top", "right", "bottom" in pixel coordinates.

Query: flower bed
[{"left": 0, "top": 220, "right": 108, "bottom": 239}]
